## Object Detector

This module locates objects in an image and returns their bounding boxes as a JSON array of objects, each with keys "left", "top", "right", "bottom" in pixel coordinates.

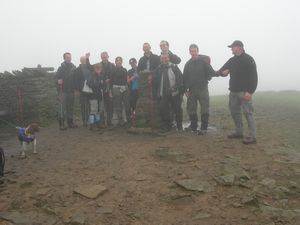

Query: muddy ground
[{"left": 0, "top": 91, "right": 300, "bottom": 225}]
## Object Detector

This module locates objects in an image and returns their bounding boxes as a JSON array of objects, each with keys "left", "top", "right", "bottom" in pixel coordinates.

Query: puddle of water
[{"left": 182, "top": 122, "right": 219, "bottom": 134}]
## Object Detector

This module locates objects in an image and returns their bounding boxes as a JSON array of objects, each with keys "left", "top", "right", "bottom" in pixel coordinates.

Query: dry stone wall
[{"left": 0, "top": 67, "right": 57, "bottom": 126}]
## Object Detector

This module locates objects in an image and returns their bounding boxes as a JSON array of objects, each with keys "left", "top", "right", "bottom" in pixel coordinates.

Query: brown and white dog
[{"left": 17, "top": 123, "right": 40, "bottom": 158}]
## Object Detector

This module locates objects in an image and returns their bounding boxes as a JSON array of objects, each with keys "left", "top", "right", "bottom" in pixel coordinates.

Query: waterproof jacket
[
  {"left": 73, "top": 61, "right": 94, "bottom": 92},
  {"left": 183, "top": 56, "right": 217, "bottom": 91},
  {"left": 87, "top": 72, "right": 105, "bottom": 101},
  {"left": 219, "top": 52, "right": 258, "bottom": 93},
  {"left": 153, "top": 63, "right": 184, "bottom": 98},
  {"left": 138, "top": 52, "right": 160, "bottom": 73},
  {"left": 55, "top": 62, "right": 76, "bottom": 93}
]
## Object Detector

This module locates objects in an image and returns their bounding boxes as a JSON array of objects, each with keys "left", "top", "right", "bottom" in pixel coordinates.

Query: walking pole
[
  {"left": 59, "top": 82, "right": 65, "bottom": 129},
  {"left": 100, "top": 88, "right": 105, "bottom": 126},
  {"left": 148, "top": 73, "right": 154, "bottom": 123},
  {"left": 17, "top": 88, "right": 24, "bottom": 123}
]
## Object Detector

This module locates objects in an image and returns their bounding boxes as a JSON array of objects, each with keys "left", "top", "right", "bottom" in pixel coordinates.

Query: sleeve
[
  {"left": 182, "top": 62, "right": 189, "bottom": 91},
  {"left": 86, "top": 58, "right": 94, "bottom": 71},
  {"left": 55, "top": 66, "right": 63, "bottom": 81},
  {"left": 247, "top": 57, "right": 258, "bottom": 93},
  {"left": 219, "top": 58, "right": 232, "bottom": 73},
  {"left": 73, "top": 67, "right": 81, "bottom": 91},
  {"left": 169, "top": 51, "right": 181, "bottom": 64},
  {"left": 204, "top": 61, "right": 218, "bottom": 80},
  {"left": 173, "top": 65, "right": 184, "bottom": 94},
  {"left": 152, "top": 67, "right": 160, "bottom": 98},
  {"left": 137, "top": 57, "right": 144, "bottom": 73}
]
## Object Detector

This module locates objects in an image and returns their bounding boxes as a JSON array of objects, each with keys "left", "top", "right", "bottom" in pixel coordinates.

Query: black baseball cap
[
  {"left": 228, "top": 40, "right": 244, "bottom": 48},
  {"left": 129, "top": 58, "right": 137, "bottom": 64}
]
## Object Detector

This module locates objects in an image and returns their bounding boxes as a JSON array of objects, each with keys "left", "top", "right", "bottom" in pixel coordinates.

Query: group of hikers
[{"left": 55, "top": 40, "right": 258, "bottom": 145}]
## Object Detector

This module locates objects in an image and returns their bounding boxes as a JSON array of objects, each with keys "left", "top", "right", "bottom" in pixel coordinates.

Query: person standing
[
  {"left": 55, "top": 52, "right": 77, "bottom": 130},
  {"left": 219, "top": 40, "right": 258, "bottom": 144},
  {"left": 111, "top": 57, "right": 130, "bottom": 126},
  {"left": 138, "top": 42, "right": 160, "bottom": 74},
  {"left": 137, "top": 43, "right": 160, "bottom": 122},
  {"left": 183, "top": 44, "right": 218, "bottom": 135},
  {"left": 86, "top": 63, "right": 105, "bottom": 130},
  {"left": 73, "top": 53, "right": 94, "bottom": 126},
  {"left": 99, "top": 52, "right": 115, "bottom": 127},
  {"left": 127, "top": 58, "right": 139, "bottom": 120},
  {"left": 159, "top": 40, "right": 181, "bottom": 64},
  {"left": 154, "top": 53, "right": 184, "bottom": 132}
]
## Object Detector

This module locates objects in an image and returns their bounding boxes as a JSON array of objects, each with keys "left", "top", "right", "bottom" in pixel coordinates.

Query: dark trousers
[
  {"left": 57, "top": 92, "right": 74, "bottom": 127},
  {"left": 129, "top": 90, "right": 139, "bottom": 112},
  {"left": 80, "top": 93, "right": 90, "bottom": 126},
  {"left": 103, "top": 92, "right": 113, "bottom": 125},
  {"left": 159, "top": 94, "right": 183, "bottom": 130},
  {"left": 187, "top": 87, "right": 210, "bottom": 131}
]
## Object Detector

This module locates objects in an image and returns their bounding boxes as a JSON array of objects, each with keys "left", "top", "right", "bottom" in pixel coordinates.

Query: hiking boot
[
  {"left": 59, "top": 119, "right": 67, "bottom": 130},
  {"left": 19, "top": 152, "right": 26, "bottom": 159},
  {"left": 227, "top": 133, "right": 243, "bottom": 139},
  {"left": 197, "top": 130, "right": 207, "bottom": 135},
  {"left": 68, "top": 119, "right": 78, "bottom": 128},
  {"left": 184, "top": 125, "right": 197, "bottom": 133},
  {"left": 242, "top": 136, "right": 257, "bottom": 145},
  {"left": 98, "top": 124, "right": 107, "bottom": 129}
]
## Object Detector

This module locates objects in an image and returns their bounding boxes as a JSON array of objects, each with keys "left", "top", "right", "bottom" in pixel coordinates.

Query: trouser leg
[
  {"left": 199, "top": 87, "right": 210, "bottom": 131},
  {"left": 229, "top": 92, "right": 243, "bottom": 135},
  {"left": 57, "top": 92, "right": 66, "bottom": 129},
  {"left": 112, "top": 87, "right": 123, "bottom": 124},
  {"left": 187, "top": 90, "right": 198, "bottom": 131},
  {"left": 242, "top": 98, "right": 256, "bottom": 138},
  {"left": 122, "top": 90, "right": 131, "bottom": 123},
  {"left": 66, "top": 92, "right": 76, "bottom": 127},
  {"left": 80, "top": 93, "right": 89, "bottom": 126},
  {"left": 130, "top": 90, "right": 139, "bottom": 111},
  {"left": 104, "top": 92, "right": 113, "bottom": 126},
  {"left": 171, "top": 95, "right": 183, "bottom": 130},
  {"left": 159, "top": 95, "right": 172, "bottom": 130}
]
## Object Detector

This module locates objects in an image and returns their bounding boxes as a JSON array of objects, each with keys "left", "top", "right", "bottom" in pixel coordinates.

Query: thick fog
[{"left": 0, "top": 0, "right": 299, "bottom": 95}]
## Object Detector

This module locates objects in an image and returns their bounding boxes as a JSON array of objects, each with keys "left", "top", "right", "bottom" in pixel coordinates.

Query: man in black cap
[{"left": 219, "top": 40, "right": 258, "bottom": 144}]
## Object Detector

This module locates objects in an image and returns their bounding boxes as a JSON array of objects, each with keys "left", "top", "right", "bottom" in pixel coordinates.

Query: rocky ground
[{"left": 0, "top": 91, "right": 300, "bottom": 225}]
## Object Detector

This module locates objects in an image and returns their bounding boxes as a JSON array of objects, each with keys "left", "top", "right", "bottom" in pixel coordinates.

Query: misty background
[{"left": 0, "top": 0, "right": 299, "bottom": 95}]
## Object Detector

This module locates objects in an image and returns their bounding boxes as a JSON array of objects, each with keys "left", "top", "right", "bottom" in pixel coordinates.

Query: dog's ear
[{"left": 28, "top": 123, "right": 40, "bottom": 133}]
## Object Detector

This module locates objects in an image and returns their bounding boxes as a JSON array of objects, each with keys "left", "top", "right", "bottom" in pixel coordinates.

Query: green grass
[{"left": 209, "top": 91, "right": 300, "bottom": 149}]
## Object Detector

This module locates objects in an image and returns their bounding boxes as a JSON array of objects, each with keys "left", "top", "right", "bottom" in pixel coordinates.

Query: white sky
[{"left": 0, "top": 0, "right": 299, "bottom": 95}]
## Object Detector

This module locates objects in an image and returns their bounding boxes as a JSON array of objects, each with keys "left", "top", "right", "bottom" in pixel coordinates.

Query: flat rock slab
[
  {"left": 175, "top": 179, "right": 214, "bottom": 192},
  {"left": 220, "top": 174, "right": 235, "bottom": 185},
  {"left": 0, "top": 221, "right": 13, "bottom": 225},
  {"left": 74, "top": 184, "right": 107, "bottom": 199},
  {"left": 0, "top": 211, "right": 57, "bottom": 225},
  {"left": 36, "top": 187, "right": 52, "bottom": 196},
  {"left": 96, "top": 207, "right": 114, "bottom": 214},
  {"left": 260, "top": 178, "right": 276, "bottom": 188},
  {"left": 193, "top": 212, "right": 212, "bottom": 220},
  {"left": 265, "top": 148, "right": 300, "bottom": 164},
  {"left": 70, "top": 213, "right": 86, "bottom": 225},
  {"left": 155, "top": 147, "right": 195, "bottom": 163},
  {"left": 260, "top": 205, "right": 300, "bottom": 219}
]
